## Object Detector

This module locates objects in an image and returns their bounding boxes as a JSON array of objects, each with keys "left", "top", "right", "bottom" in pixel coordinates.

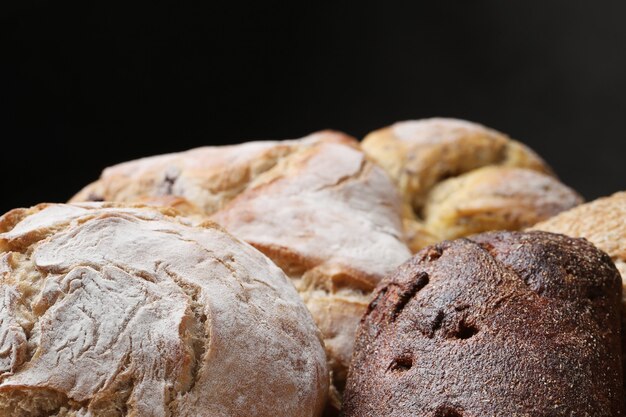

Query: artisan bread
[
  {"left": 0, "top": 203, "right": 328, "bottom": 417},
  {"left": 71, "top": 132, "right": 356, "bottom": 213},
  {"left": 362, "top": 118, "right": 583, "bottom": 250},
  {"left": 532, "top": 192, "right": 626, "bottom": 389},
  {"left": 343, "top": 231, "right": 624, "bottom": 416},
  {"left": 70, "top": 133, "right": 413, "bottom": 410}
]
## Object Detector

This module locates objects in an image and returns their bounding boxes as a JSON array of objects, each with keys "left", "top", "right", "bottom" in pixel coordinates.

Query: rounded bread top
[
  {"left": 362, "top": 118, "right": 583, "bottom": 249},
  {"left": 343, "top": 230, "right": 623, "bottom": 416},
  {"left": 0, "top": 203, "right": 328, "bottom": 417}
]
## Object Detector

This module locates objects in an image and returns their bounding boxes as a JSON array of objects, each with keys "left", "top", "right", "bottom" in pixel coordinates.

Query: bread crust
[
  {"left": 362, "top": 118, "right": 583, "bottom": 250},
  {"left": 532, "top": 191, "right": 626, "bottom": 284},
  {"left": 70, "top": 131, "right": 356, "bottom": 213},
  {"left": 209, "top": 137, "right": 412, "bottom": 407},
  {"left": 70, "top": 133, "right": 413, "bottom": 410},
  {"left": 0, "top": 203, "right": 328, "bottom": 417},
  {"left": 343, "top": 231, "right": 624, "bottom": 416}
]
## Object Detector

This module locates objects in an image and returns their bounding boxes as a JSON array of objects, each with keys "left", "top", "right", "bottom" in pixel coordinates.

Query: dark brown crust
[{"left": 343, "top": 231, "right": 624, "bottom": 417}]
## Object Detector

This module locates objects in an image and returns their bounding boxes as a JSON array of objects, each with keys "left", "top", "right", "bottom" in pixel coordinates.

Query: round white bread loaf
[{"left": 0, "top": 203, "right": 328, "bottom": 417}]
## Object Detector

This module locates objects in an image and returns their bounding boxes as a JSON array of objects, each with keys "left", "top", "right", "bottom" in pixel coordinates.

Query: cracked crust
[
  {"left": 0, "top": 203, "right": 328, "bottom": 417},
  {"left": 70, "top": 131, "right": 356, "bottom": 214},
  {"left": 362, "top": 118, "right": 583, "bottom": 250},
  {"left": 209, "top": 138, "right": 413, "bottom": 409},
  {"left": 70, "top": 133, "right": 413, "bottom": 411},
  {"left": 343, "top": 231, "right": 624, "bottom": 416}
]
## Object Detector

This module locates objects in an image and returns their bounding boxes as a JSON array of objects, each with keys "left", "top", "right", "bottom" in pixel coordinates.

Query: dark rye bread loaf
[{"left": 343, "top": 231, "right": 624, "bottom": 417}]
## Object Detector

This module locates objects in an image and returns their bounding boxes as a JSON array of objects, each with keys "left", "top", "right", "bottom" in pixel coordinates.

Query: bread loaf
[
  {"left": 362, "top": 118, "right": 583, "bottom": 250},
  {"left": 70, "top": 133, "right": 413, "bottom": 410},
  {"left": 343, "top": 231, "right": 624, "bottom": 416},
  {"left": 209, "top": 136, "right": 414, "bottom": 401},
  {"left": 71, "top": 132, "right": 355, "bottom": 213},
  {"left": 0, "top": 203, "right": 328, "bottom": 417}
]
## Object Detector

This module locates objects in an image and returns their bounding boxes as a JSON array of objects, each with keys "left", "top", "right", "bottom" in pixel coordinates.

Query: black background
[{"left": 2, "top": 1, "right": 625, "bottom": 214}]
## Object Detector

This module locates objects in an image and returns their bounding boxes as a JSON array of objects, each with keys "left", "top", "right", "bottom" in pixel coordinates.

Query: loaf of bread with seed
[
  {"left": 70, "top": 133, "right": 413, "bottom": 411},
  {"left": 344, "top": 231, "right": 624, "bottom": 416},
  {"left": 362, "top": 118, "right": 583, "bottom": 250},
  {"left": 0, "top": 203, "right": 328, "bottom": 417}
]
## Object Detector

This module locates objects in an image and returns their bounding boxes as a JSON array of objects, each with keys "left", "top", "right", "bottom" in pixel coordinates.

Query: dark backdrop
[{"left": 2, "top": 1, "right": 625, "bottom": 214}]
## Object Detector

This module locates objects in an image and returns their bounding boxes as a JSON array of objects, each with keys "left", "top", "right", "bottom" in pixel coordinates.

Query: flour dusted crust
[
  {"left": 362, "top": 118, "right": 583, "bottom": 250},
  {"left": 210, "top": 138, "right": 412, "bottom": 403},
  {"left": 343, "top": 231, "right": 624, "bottom": 416},
  {"left": 71, "top": 131, "right": 356, "bottom": 214},
  {"left": 0, "top": 203, "right": 328, "bottom": 417},
  {"left": 422, "top": 166, "right": 584, "bottom": 240},
  {"left": 70, "top": 133, "right": 413, "bottom": 411}
]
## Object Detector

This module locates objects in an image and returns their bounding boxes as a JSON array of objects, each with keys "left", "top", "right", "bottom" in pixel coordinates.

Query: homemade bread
[
  {"left": 343, "top": 231, "right": 624, "bottom": 416},
  {"left": 0, "top": 203, "right": 328, "bottom": 417},
  {"left": 362, "top": 118, "right": 583, "bottom": 250}
]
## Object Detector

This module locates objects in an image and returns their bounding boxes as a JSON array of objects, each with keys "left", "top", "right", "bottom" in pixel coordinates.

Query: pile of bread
[{"left": 0, "top": 118, "right": 624, "bottom": 416}]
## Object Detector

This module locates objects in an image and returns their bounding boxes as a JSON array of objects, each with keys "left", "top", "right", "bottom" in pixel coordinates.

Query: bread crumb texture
[{"left": 0, "top": 203, "right": 328, "bottom": 417}]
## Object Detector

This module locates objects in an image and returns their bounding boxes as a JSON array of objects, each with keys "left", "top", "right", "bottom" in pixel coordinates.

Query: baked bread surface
[
  {"left": 532, "top": 191, "right": 626, "bottom": 287},
  {"left": 362, "top": 118, "right": 583, "bottom": 250},
  {"left": 71, "top": 132, "right": 355, "bottom": 214},
  {"left": 343, "top": 231, "right": 624, "bottom": 416},
  {"left": 70, "top": 133, "right": 412, "bottom": 410},
  {"left": 0, "top": 203, "right": 328, "bottom": 417}
]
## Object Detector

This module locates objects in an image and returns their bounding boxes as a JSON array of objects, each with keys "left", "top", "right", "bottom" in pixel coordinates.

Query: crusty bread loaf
[
  {"left": 71, "top": 132, "right": 356, "bottom": 213},
  {"left": 0, "top": 203, "right": 328, "bottom": 417},
  {"left": 531, "top": 192, "right": 626, "bottom": 394},
  {"left": 362, "top": 118, "right": 583, "bottom": 250},
  {"left": 70, "top": 132, "right": 413, "bottom": 410},
  {"left": 343, "top": 231, "right": 624, "bottom": 416}
]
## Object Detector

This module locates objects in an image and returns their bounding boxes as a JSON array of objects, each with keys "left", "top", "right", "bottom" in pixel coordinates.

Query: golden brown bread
[
  {"left": 71, "top": 132, "right": 356, "bottom": 213},
  {"left": 0, "top": 203, "right": 328, "bottom": 416},
  {"left": 362, "top": 118, "right": 583, "bottom": 250},
  {"left": 71, "top": 133, "right": 412, "bottom": 410},
  {"left": 344, "top": 231, "right": 624, "bottom": 416}
]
